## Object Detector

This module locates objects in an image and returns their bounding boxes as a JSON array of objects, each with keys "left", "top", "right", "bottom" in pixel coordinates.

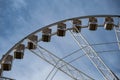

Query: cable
[
  {"left": 45, "top": 44, "right": 120, "bottom": 80},
  {"left": 49, "top": 69, "right": 58, "bottom": 80},
  {"left": 62, "top": 41, "right": 119, "bottom": 61}
]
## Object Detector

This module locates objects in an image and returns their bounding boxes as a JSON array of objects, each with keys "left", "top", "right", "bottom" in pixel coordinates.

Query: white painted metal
[
  {"left": 0, "top": 15, "right": 120, "bottom": 80},
  {"left": 29, "top": 42, "right": 94, "bottom": 80},
  {"left": 69, "top": 28, "right": 118, "bottom": 80},
  {"left": 115, "top": 18, "right": 120, "bottom": 50}
]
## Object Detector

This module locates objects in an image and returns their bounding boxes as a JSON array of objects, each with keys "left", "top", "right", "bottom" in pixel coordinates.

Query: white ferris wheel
[{"left": 0, "top": 15, "right": 120, "bottom": 80}]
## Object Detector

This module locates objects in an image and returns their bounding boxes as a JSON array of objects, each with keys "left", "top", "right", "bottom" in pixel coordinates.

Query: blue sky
[{"left": 0, "top": 0, "right": 120, "bottom": 80}]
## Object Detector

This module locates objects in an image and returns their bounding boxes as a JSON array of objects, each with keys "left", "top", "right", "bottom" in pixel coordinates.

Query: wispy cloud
[{"left": 12, "top": 0, "right": 27, "bottom": 9}]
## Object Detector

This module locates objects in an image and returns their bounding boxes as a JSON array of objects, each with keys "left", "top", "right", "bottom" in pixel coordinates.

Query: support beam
[
  {"left": 0, "top": 76, "right": 15, "bottom": 80},
  {"left": 69, "top": 30, "right": 118, "bottom": 80},
  {"left": 29, "top": 44, "right": 94, "bottom": 80},
  {"left": 115, "top": 18, "right": 120, "bottom": 50}
]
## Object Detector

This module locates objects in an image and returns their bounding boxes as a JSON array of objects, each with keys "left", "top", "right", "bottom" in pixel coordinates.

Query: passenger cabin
[
  {"left": 14, "top": 52, "right": 24, "bottom": 59},
  {"left": 2, "top": 55, "right": 13, "bottom": 71},
  {"left": 0, "top": 69, "right": 2, "bottom": 76},
  {"left": 88, "top": 17, "right": 98, "bottom": 31},
  {"left": 27, "top": 35, "right": 38, "bottom": 49},
  {"left": 14, "top": 44, "right": 25, "bottom": 59},
  {"left": 57, "top": 23, "right": 66, "bottom": 36},
  {"left": 104, "top": 17, "right": 114, "bottom": 30},
  {"left": 27, "top": 42, "right": 36, "bottom": 49},
  {"left": 73, "top": 19, "right": 81, "bottom": 33},
  {"left": 42, "top": 28, "right": 51, "bottom": 42}
]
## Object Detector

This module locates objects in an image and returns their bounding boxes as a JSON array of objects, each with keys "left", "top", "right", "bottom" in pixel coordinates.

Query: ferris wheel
[{"left": 0, "top": 15, "right": 120, "bottom": 80}]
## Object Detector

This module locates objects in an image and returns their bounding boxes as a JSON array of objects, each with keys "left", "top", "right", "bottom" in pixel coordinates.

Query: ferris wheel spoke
[
  {"left": 29, "top": 44, "right": 94, "bottom": 80},
  {"left": 114, "top": 17, "right": 120, "bottom": 50},
  {"left": 0, "top": 76, "right": 15, "bottom": 80},
  {"left": 69, "top": 30, "right": 118, "bottom": 80}
]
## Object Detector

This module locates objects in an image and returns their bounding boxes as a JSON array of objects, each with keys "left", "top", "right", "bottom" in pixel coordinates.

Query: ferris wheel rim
[{"left": 1, "top": 14, "right": 120, "bottom": 64}]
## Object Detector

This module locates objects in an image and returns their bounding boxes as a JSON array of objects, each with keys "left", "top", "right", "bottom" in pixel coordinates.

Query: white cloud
[{"left": 12, "top": 0, "right": 27, "bottom": 9}]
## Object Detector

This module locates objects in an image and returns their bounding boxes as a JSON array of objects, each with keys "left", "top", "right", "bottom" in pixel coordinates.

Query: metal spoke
[
  {"left": 29, "top": 43, "right": 94, "bottom": 80},
  {"left": 69, "top": 29, "right": 118, "bottom": 80},
  {"left": 115, "top": 17, "right": 120, "bottom": 50}
]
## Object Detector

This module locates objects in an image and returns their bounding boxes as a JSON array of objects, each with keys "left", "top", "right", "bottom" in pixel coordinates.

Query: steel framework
[
  {"left": 30, "top": 42, "right": 94, "bottom": 80},
  {"left": 115, "top": 17, "right": 120, "bottom": 50},
  {"left": 69, "top": 29, "right": 118, "bottom": 80},
  {"left": 0, "top": 15, "right": 120, "bottom": 80}
]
